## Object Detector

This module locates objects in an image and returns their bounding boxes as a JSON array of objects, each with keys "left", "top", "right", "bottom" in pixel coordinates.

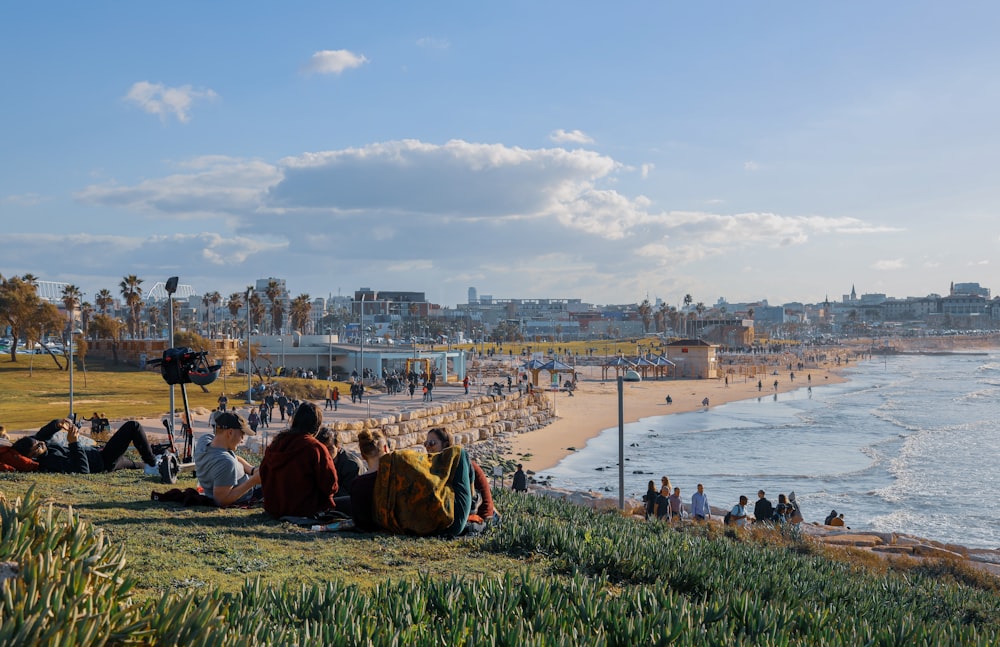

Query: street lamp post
[
  {"left": 165, "top": 276, "right": 178, "bottom": 435},
  {"left": 68, "top": 331, "right": 76, "bottom": 420},
  {"left": 246, "top": 287, "right": 254, "bottom": 403},
  {"left": 278, "top": 337, "right": 284, "bottom": 372},
  {"left": 326, "top": 326, "right": 333, "bottom": 380}
]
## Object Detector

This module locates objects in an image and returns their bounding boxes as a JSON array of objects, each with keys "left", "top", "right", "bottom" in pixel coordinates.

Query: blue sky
[{"left": 3, "top": 2, "right": 999, "bottom": 309}]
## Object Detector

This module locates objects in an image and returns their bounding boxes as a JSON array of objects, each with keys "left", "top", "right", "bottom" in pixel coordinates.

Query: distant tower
[
  {"left": 468, "top": 287, "right": 478, "bottom": 305},
  {"left": 850, "top": 284, "right": 857, "bottom": 301}
]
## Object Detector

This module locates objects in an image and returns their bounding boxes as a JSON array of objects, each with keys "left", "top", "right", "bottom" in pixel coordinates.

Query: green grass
[
  {"left": 2, "top": 476, "right": 999, "bottom": 645},
  {"left": 2, "top": 356, "right": 1000, "bottom": 644},
  {"left": 0, "top": 356, "right": 349, "bottom": 432}
]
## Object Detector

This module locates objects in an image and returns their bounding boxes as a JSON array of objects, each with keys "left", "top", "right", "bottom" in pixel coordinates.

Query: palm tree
[
  {"left": 683, "top": 294, "right": 693, "bottom": 337},
  {"left": 207, "top": 291, "right": 222, "bottom": 337},
  {"left": 265, "top": 280, "right": 283, "bottom": 334},
  {"left": 227, "top": 292, "right": 244, "bottom": 334},
  {"left": 95, "top": 289, "right": 114, "bottom": 314},
  {"left": 119, "top": 275, "right": 143, "bottom": 339},
  {"left": 250, "top": 292, "right": 265, "bottom": 332},
  {"left": 290, "top": 294, "right": 312, "bottom": 333},
  {"left": 147, "top": 305, "right": 161, "bottom": 339},
  {"left": 80, "top": 302, "right": 94, "bottom": 336},
  {"left": 60, "top": 284, "right": 82, "bottom": 335},
  {"left": 637, "top": 299, "right": 652, "bottom": 334}
]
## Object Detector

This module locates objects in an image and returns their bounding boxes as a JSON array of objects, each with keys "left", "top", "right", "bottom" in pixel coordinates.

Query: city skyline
[{"left": 3, "top": 4, "right": 1000, "bottom": 309}]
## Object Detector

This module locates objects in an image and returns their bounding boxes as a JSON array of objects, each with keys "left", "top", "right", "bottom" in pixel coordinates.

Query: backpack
[{"left": 724, "top": 511, "right": 733, "bottom": 526}]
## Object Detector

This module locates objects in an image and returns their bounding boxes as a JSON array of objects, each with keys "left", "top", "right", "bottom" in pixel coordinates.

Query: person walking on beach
[
  {"left": 758, "top": 379, "right": 762, "bottom": 392},
  {"left": 324, "top": 385, "right": 334, "bottom": 411},
  {"left": 690, "top": 483, "right": 710, "bottom": 520},
  {"left": 332, "top": 386, "right": 339, "bottom": 411}
]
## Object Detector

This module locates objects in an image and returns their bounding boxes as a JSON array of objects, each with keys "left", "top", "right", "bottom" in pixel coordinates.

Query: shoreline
[{"left": 506, "top": 362, "right": 847, "bottom": 474}]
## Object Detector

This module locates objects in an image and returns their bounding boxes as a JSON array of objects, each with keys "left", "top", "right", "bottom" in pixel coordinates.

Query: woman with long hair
[{"left": 259, "top": 401, "right": 338, "bottom": 518}]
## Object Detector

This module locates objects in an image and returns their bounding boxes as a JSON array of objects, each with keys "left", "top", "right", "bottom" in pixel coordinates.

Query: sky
[{"left": 3, "top": 2, "right": 1000, "bottom": 309}]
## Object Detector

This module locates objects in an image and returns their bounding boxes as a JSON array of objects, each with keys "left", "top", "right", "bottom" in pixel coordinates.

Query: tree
[
  {"left": 95, "top": 289, "right": 114, "bottom": 314},
  {"left": 0, "top": 275, "right": 45, "bottom": 362},
  {"left": 683, "top": 294, "right": 693, "bottom": 336},
  {"left": 638, "top": 299, "right": 652, "bottom": 334},
  {"left": 250, "top": 293, "right": 265, "bottom": 332},
  {"left": 289, "top": 294, "right": 312, "bottom": 334},
  {"left": 119, "top": 275, "right": 143, "bottom": 339},
  {"left": 227, "top": 292, "right": 243, "bottom": 323},
  {"left": 60, "top": 284, "right": 82, "bottom": 334},
  {"left": 80, "top": 302, "right": 94, "bottom": 336},
  {"left": 91, "top": 314, "right": 125, "bottom": 363},
  {"left": 265, "top": 280, "right": 283, "bottom": 334}
]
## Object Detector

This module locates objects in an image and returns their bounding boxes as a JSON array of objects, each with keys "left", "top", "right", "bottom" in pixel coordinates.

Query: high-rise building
[{"left": 468, "top": 287, "right": 478, "bottom": 304}]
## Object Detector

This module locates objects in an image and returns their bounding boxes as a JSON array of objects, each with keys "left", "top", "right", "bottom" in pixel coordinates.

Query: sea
[{"left": 537, "top": 351, "right": 1000, "bottom": 550}]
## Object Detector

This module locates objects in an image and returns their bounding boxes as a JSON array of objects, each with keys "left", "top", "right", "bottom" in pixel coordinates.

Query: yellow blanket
[{"left": 373, "top": 446, "right": 472, "bottom": 536}]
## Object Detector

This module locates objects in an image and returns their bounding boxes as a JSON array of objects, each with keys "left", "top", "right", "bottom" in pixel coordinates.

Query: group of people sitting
[
  {"left": 192, "top": 402, "right": 497, "bottom": 536},
  {"left": 746, "top": 489, "right": 803, "bottom": 526}
]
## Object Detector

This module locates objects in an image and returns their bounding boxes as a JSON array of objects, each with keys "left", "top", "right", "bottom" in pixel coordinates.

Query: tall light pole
[
  {"left": 359, "top": 291, "right": 377, "bottom": 383},
  {"left": 246, "top": 286, "right": 253, "bottom": 403},
  {"left": 68, "top": 330, "right": 81, "bottom": 420},
  {"left": 278, "top": 337, "right": 284, "bottom": 372},
  {"left": 165, "top": 276, "right": 178, "bottom": 436},
  {"left": 326, "top": 326, "right": 333, "bottom": 379}
]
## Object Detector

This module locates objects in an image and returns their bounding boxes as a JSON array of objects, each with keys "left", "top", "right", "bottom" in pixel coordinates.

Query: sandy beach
[{"left": 507, "top": 363, "right": 846, "bottom": 473}]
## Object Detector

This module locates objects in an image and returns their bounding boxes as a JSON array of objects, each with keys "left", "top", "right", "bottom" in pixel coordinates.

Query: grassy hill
[{"left": 1, "top": 469, "right": 998, "bottom": 645}]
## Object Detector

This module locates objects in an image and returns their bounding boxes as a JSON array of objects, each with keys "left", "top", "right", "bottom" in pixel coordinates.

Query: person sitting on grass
[
  {"left": 194, "top": 412, "right": 261, "bottom": 507},
  {"left": 259, "top": 402, "right": 338, "bottom": 520},
  {"left": 424, "top": 427, "right": 497, "bottom": 530},
  {"left": 10, "top": 418, "right": 157, "bottom": 474}
]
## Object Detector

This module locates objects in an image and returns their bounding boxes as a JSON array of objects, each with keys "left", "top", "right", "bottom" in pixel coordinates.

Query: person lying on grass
[
  {"left": 5, "top": 418, "right": 157, "bottom": 474},
  {"left": 193, "top": 412, "right": 261, "bottom": 507}
]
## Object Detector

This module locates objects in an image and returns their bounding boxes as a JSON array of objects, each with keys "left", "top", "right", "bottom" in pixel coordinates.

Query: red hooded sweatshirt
[{"left": 259, "top": 432, "right": 338, "bottom": 518}]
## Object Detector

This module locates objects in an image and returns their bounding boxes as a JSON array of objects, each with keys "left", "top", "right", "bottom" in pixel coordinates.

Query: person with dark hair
[
  {"left": 194, "top": 412, "right": 261, "bottom": 507},
  {"left": 512, "top": 464, "right": 528, "bottom": 493},
  {"left": 314, "top": 427, "right": 366, "bottom": 501},
  {"left": 259, "top": 402, "right": 338, "bottom": 519},
  {"left": 754, "top": 490, "right": 774, "bottom": 525},
  {"left": 424, "top": 427, "right": 496, "bottom": 528},
  {"left": 11, "top": 418, "right": 157, "bottom": 474}
]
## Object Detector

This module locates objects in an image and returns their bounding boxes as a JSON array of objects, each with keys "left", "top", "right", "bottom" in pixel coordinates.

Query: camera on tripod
[{"left": 150, "top": 347, "right": 222, "bottom": 386}]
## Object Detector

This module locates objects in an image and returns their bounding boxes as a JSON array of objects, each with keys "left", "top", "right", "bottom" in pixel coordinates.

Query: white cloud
[
  {"left": 873, "top": 259, "right": 906, "bottom": 270},
  {"left": 744, "top": 161, "right": 760, "bottom": 171},
  {"left": 640, "top": 164, "right": 654, "bottom": 179},
  {"left": 303, "top": 49, "right": 369, "bottom": 75},
  {"left": 3, "top": 193, "right": 46, "bottom": 206},
  {"left": 124, "top": 81, "right": 218, "bottom": 123},
  {"left": 69, "top": 139, "right": 885, "bottom": 306},
  {"left": 416, "top": 37, "right": 450, "bottom": 49},
  {"left": 549, "top": 129, "right": 594, "bottom": 144}
]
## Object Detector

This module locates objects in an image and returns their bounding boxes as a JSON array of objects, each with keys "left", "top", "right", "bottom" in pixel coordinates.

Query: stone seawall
[{"left": 324, "top": 391, "right": 556, "bottom": 451}]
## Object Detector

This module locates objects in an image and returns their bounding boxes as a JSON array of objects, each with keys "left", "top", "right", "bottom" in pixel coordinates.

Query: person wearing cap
[
  {"left": 258, "top": 402, "right": 338, "bottom": 519},
  {"left": 194, "top": 412, "right": 261, "bottom": 507}
]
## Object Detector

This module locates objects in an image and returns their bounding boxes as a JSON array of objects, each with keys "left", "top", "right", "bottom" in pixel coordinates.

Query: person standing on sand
[
  {"left": 758, "top": 379, "right": 762, "bottom": 392},
  {"left": 690, "top": 483, "right": 710, "bottom": 520}
]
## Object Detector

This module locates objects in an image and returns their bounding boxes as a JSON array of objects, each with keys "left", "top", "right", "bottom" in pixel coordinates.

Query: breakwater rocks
[{"left": 326, "top": 391, "right": 556, "bottom": 452}]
